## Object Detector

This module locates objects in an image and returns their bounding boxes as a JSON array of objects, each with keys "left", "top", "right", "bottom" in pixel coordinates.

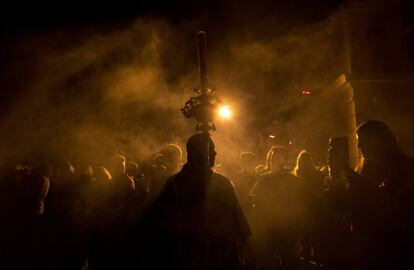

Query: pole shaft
[{"left": 197, "top": 31, "right": 208, "bottom": 92}]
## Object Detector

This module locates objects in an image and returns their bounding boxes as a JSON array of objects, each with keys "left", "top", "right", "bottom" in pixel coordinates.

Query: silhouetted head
[
  {"left": 126, "top": 161, "right": 139, "bottom": 178},
  {"left": 108, "top": 154, "right": 126, "bottom": 177},
  {"left": 356, "top": 120, "right": 401, "bottom": 160},
  {"left": 94, "top": 166, "right": 112, "bottom": 183},
  {"left": 152, "top": 153, "right": 164, "bottom": 166},
  {"left": 160, "top": 144, "right": 182, "bottom": 175},
  {"left": 186, "top": 133, "right": 216, "bottom": 168},
  {"left": 265, "top": 146, "right": 288, "bottom": 172},
  {"left": 327, "top": 136, "right": 349, "bottom": 172},
  {"left": 293, "top": 150, "right": 315, "bottom": 176}
]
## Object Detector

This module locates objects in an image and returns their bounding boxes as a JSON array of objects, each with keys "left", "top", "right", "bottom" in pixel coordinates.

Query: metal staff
[
  {"left": 198, "top": 31, "right": 208, "bottom": 93},
  {"left": 182, "top": 31, "right": 219, "bottom": 134}
]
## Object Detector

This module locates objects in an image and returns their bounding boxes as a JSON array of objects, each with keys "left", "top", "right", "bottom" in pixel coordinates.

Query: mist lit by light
[{"left": 218, "top": 105, "right": 232, "bottom": 119}]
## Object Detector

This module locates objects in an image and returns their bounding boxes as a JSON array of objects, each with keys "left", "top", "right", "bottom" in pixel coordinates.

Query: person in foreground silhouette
[
  {"left": 150, "top": 133, "right": 251, "bottom": 270},
  {"left": 353, "top": 120, "right": 414, "bottom": 269}
]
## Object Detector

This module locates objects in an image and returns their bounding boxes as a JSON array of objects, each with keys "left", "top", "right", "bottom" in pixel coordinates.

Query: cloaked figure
[
  {"left": 352, "top": 120, "right": 414, "bottom": 269},
  {"left": 151, "top": 133, "right": 250, "bottom": 270}
]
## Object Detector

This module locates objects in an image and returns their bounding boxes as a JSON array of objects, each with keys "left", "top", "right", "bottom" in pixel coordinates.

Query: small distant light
[
  {"left": 301, "top": 89, "right": 311, "bottom": 96},
  {"left": 269, "top": 135, "right": 275, "bottom": 139},
  {"left": 218, "top": 105, "right": 232, "bottom": 119},
  {"left": 289, "top": 141, "right": 292, "bottom": 145}
]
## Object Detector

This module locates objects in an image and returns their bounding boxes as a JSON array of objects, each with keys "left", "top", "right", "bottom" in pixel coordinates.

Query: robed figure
[{"left": 149, "top": 133, "right": 250, "bottom": 270}]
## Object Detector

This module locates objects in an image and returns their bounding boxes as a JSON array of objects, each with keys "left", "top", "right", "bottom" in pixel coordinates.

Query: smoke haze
[{"left": 0, "top": 3, "right": 344, "bottom": 166}]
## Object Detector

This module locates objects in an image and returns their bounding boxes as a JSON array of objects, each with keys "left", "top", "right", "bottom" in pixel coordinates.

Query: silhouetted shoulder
[
  {"left": 157, "top": 174, "right": 179, "bottom": 201},
  {"left": 164, "top": 173, "right": 178, "bottom": 185},
  {"left": 211, "top": 172, "right": 236, "bottom": 190}
]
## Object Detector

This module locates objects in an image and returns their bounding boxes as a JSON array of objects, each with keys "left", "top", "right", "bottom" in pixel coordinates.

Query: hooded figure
[
  {"left": 152, "top": 133, "right": 250, "bottom": 270},
  {"left": 353, "top": 120, "right": 414, "bottom": 269}
]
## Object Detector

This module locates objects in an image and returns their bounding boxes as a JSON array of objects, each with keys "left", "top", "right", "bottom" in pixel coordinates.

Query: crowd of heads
[{"left": 0, "top": 120, "right": 413, "bottom": 269}]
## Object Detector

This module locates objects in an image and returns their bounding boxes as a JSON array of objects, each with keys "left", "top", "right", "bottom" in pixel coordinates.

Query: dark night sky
[
  {"left": 2, "top": 0, "right": 413, "bottom": 57},
  {"left": 1, "top": 1, "right": 343, "bottom": 36}
]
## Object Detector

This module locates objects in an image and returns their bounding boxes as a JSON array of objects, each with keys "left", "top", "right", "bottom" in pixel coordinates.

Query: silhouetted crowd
[{"left": 1, "top": 120, "right": 413, "bottom": 270}]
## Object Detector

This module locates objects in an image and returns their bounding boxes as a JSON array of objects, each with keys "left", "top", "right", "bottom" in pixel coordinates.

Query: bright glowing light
[
  {"left": 218, "top": 105, "right": 232, "bottom": 119},
  {"left": 269, "top": 135, "right": 275, "bottom": 139}
]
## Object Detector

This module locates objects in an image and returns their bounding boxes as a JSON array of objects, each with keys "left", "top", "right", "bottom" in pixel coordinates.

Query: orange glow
[{"left": 218, "top": 105, "right": 232, "bottom": 119}]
